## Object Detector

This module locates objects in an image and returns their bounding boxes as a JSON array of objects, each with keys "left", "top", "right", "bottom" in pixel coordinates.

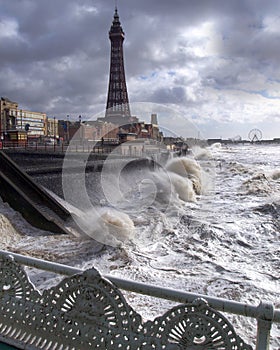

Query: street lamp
[
  {"left": 53, "top": 116, "right": 56, "bottom": 142},
  {"left": 67, "top": 114, "right": 70, "bottom": 143},
  {"left": 79, "top": 115, "right": 82, "bottom": 144}
]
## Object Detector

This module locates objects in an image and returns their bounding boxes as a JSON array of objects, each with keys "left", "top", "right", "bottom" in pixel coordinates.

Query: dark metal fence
[{"left": 0, "top": 140, "right": 117, "bottom": 154}]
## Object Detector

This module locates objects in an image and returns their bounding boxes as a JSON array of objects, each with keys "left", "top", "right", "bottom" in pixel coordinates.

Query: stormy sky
[{"left": 1, "top": 0, "right": 280, "bottom": 139}]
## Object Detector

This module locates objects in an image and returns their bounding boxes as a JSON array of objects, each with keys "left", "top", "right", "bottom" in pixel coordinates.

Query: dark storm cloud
[
  {"left": 0, "top": 0, "right": 111, "bottom": 114},
  {"left": 151, "top": 86, "right": 187, "bottom": 104},
  {"left": 0, "top": 0, "right": 280, "bottom": 137}
]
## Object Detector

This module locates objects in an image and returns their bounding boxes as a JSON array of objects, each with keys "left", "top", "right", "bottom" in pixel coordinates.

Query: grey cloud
[
  {"left": 151, "top": 86, "right": 187, "bottom": 104},
  {"left": 0, "top": 0, "right": 280, "bottom": 138}
]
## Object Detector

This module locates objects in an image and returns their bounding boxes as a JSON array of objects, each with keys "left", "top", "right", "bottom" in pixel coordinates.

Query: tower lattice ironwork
[{"left": 105, "top": 8, "right": 131, "bottom": 119}]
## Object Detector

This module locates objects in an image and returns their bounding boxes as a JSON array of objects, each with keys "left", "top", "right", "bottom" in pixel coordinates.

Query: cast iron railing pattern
[{"left": 0, "top": 250, "right": 279, "bottom": 349}]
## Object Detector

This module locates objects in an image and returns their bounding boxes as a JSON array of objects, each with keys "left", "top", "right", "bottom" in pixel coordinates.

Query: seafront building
[
  {"left": 0, "top": 97, "right": 48, "bottom": 144},
  {"left": 57, "top": 119, "right": 119, "bottom": 144},
  {"left": 47, "top": 117, "right": 59, "bottom": 141},
  {"left": 18, "top": 109, "right": 47, "bottom": 140},
  {"left": 0, "top": 97, "right": 61, "bottom": 144}
]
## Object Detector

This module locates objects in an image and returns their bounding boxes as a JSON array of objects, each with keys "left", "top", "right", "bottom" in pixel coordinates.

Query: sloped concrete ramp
[{"left": 0, "top": 151, "right": 72, "bottom": 234}]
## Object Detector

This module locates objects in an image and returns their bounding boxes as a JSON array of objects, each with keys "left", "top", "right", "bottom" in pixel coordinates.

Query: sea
[{"left": 0, "top": 142, "right": 279, "bottom": 348}]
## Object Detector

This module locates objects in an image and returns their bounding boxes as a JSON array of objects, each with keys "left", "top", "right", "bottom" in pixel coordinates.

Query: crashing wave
[{"left": 166, "top": 156, "right": 202, "bottom": 195}]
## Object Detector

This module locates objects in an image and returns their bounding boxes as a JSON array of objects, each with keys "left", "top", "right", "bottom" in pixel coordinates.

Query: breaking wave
[
  {"left": 2, "top": 143, "right": 280, "bottom": 347},
  {"left": 68, "top": 154, "right": 213, "bottom": 244},
  {"left": 269, "top": 169, "right": 280, "bottom": 180},
  {"left": 73, "top": 207, "right": 135, "bottom": 246},
  {"left": 165, "top": 156, "right": 202, "bottom": 195},
  {"left": 168, "top": 172, "right": 197, "bottom": 202},
  {"left": 191, "top": 145, "right": 212, "bottom": 160}
]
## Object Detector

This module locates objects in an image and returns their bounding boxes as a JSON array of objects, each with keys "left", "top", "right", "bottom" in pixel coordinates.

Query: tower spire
[{"left": 105, "top": 6, "right": 131, "bottom": 119}]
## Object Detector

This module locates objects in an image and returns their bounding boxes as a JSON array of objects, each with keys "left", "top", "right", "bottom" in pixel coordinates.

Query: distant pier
[{"left": 207, "top": 137, "right": 280, "bottom": 145}]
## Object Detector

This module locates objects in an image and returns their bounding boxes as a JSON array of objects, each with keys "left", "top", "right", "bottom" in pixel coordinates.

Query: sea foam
[
  {"left": 270, "top": 169, "right": 280, "bottom": 180},
  {"left": 167, "top": 172, "right": 197, "bottom": 202},
  {"left": 0, "top": 214, "right": 22, "bottom": 248},
  {"left": 166, "top": 156, "right": 202, "bottom": 195},
  {"left": 75, "top": 207, "right": 135, "bottom": 246}
]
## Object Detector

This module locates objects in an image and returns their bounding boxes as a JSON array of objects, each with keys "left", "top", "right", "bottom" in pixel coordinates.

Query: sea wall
[{"left": 4, "top": 150, "right": 155, "bottom": 200}]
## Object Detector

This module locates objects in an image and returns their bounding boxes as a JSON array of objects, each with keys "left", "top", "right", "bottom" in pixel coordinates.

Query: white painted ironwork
[{"left": 0, "top": 250, "right": 279, "bottom": 349}]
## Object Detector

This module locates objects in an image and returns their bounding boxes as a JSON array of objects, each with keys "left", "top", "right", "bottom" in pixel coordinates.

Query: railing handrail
[
  {"left": 1, "top": 141, "right": 117, "bottom": 154},
  {"left": 0, "top": 249, "right": 279, "bottom": 323}
]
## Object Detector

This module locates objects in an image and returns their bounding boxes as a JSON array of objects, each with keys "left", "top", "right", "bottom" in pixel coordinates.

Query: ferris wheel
[{"left": 248, "top": 128, "right": 262, "bottom": 142}]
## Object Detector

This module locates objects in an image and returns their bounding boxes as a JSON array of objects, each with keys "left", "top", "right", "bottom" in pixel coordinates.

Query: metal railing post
[
  {"left": 256, "top": 301, "right": 274, "bottom": 350},
  {"left": 0, "top": 249, "right": 279, "bottom": 350}
]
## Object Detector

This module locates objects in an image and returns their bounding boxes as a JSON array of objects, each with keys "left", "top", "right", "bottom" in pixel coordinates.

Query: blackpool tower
[{"left": 105, "top": 7, "right": 131, "bottom": 120}]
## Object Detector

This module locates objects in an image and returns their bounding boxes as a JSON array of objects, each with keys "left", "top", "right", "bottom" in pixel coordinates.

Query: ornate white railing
[{"left": 0, "top": 249, "right": 279, "bottom": 349}]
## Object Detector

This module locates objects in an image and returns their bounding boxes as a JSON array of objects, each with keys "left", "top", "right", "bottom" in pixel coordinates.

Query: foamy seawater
[{"left": 0, "top": 143, "right": 279, "bottom": 347}]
